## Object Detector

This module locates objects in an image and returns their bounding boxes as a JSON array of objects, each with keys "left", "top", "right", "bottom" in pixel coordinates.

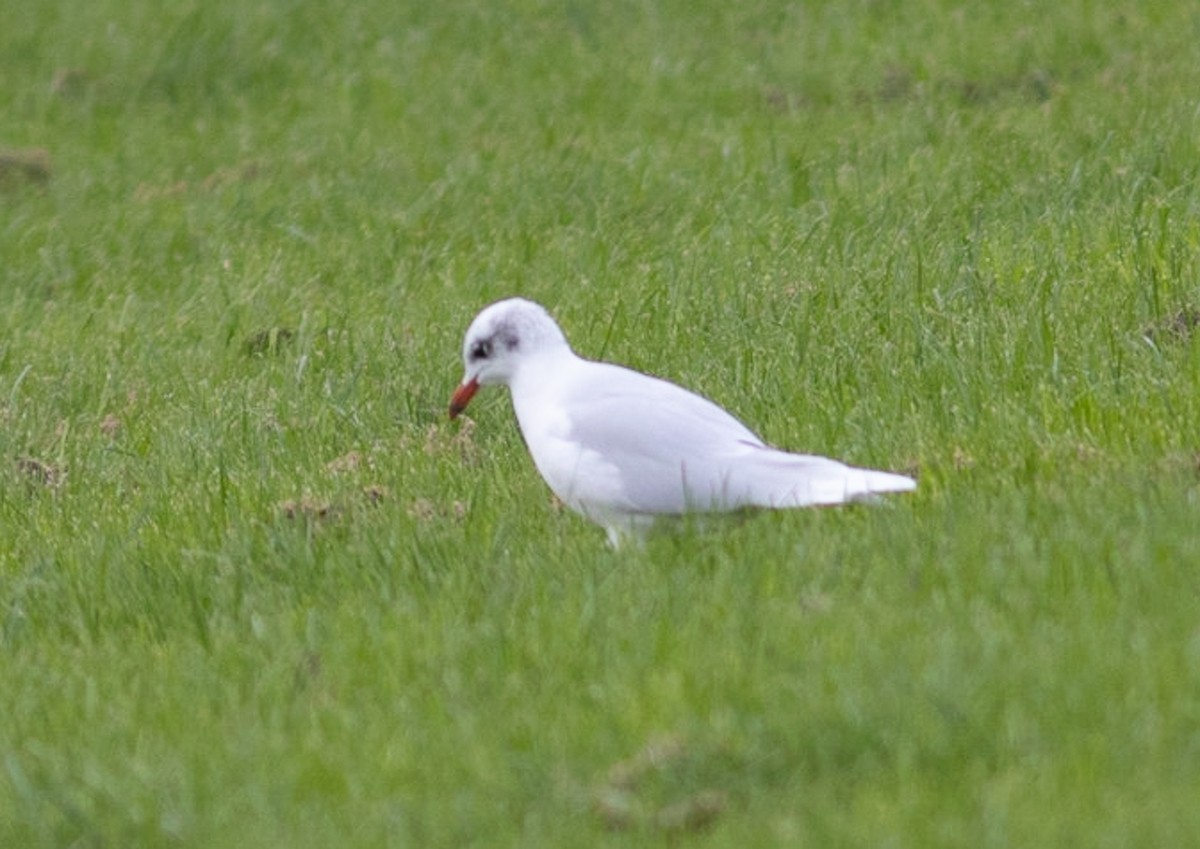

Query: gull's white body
[{"left": 451, "top": 298, "right": 915, "bottom": 544}]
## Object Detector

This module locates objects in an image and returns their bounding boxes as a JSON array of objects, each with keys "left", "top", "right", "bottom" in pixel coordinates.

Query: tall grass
[{"left": 3, "top": 0, "right": 1199, "bottom": 846}]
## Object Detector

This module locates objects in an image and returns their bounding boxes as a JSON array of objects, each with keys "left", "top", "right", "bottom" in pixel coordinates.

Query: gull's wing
[{"left": 517, "top": 358, "right": 913, "bottom": 518}]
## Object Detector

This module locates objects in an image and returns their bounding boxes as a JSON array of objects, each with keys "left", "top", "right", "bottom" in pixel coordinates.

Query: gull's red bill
[{"left": 449, "top": 377, "right": 480, "bottom": 419}]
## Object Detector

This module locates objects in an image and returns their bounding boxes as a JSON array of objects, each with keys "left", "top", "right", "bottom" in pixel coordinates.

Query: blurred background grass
[{"left": 3, "top": 1, "right": 1200, "bottom": 846}]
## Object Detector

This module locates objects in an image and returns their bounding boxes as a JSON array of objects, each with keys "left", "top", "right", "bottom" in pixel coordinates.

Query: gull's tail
[{"left": 733, "top": 447, "right": 916, "bottom": 508}]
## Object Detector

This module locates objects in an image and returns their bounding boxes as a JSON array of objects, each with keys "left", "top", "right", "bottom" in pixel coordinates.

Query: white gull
[{"left": 450, "top": 298, "right": 915, "bottom": 545}]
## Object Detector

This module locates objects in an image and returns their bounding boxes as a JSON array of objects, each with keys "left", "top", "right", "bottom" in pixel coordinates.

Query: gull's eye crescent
[{"left": 470, "top": 339, "right": 492, "bottom": 361}]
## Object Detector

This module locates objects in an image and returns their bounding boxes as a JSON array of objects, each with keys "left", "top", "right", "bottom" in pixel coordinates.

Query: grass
[{"left": 3, "top": 0, "right": 1200, "bottom": 845}]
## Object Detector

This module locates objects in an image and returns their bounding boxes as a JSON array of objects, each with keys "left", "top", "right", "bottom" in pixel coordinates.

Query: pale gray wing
[
  {"left": 558, "top": 362, "right": 913, "bottom": 514},
  {"left": 555, "top": 363, "right": 768, "bottom": 514}
]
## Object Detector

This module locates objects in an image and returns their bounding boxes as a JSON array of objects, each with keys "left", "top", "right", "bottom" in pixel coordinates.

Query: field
[{"left": 3, "top": 1, "right": 1200, "bottom": 846}]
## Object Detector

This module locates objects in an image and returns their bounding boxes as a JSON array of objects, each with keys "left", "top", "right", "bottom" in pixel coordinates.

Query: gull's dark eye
[{"left": 470, "top": 339, "right": 492, "bottom": 361}]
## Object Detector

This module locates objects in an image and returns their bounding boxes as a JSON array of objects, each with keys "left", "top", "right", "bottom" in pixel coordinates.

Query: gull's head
[{"left": 449, "top": 298, "right": 568, "bottom": 418}]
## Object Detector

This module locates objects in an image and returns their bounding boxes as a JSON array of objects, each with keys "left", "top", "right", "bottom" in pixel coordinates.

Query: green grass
[{"left": 3, "top": 0, "right": 1200, "bottom": 846}]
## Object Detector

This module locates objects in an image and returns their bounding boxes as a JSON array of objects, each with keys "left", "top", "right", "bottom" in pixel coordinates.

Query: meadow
[{"left": 3, "top": 0, "right": 1200, "bottom": 846}]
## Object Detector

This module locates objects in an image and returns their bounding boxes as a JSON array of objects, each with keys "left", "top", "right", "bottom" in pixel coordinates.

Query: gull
[{"left": 449, "top": 298, "right": 915, "bottom": 545}]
